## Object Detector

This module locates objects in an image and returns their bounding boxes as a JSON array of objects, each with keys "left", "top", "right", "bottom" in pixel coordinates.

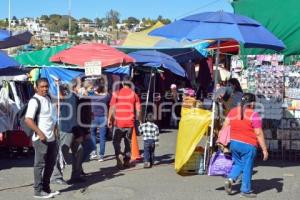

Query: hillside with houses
[{"left": 0, "top": 10, "right": 171, "bottom": 51}]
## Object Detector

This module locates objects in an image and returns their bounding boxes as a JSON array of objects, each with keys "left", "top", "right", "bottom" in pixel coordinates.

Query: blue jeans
[
  {"left": 91, "top": 116, "right": 107, "bottom": 156},
  {"left": 144, "top": 139, "right": 155, "bottom": 165},
  {"left": 228, "top": 140, "right": 257, "bottom": 193}
]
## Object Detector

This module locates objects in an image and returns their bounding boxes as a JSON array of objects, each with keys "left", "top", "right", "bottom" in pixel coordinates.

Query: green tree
[
  {"left": 123, "top": 16, "right": 140, "bottom": 29},
  {"left": 94, "top": 17, "right": 104, "bottom": 28},
  {"left": 143, "top": 17, "right": 155, "bottom": 26},
  {"left": 156, "top": 15, "right": 171, "bottom": 24},
  {"left": 11, "top": 16, "right": 18, "bottom": 21},
  {"left": 40, "top": 15, "right": 50, "bottom": 22},
  {"left": 5, "top": 18, "right": 9, "bottom": 27},
  {"left": 105, "top": 9, "right": 120, "bottom": 29},
  {"left": 79, "top": 17, "right": 93, "bottom": 23},
  {"left": 0, "top": 20, "right": 7, "bottom": 28},
  {"left": 45, "top": 14, "right": 78, "bottom": 34},
  {"left": 49, "top": 14, "right": 62, "bottom": 21}
]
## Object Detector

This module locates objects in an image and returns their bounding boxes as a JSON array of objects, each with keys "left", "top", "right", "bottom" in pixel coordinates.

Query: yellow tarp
[
  {"left": 175, "top": 107, "right": 212, "bottom": 173},
  {"left": 122, "top": 21, "right": 166, "bottom": 47}
]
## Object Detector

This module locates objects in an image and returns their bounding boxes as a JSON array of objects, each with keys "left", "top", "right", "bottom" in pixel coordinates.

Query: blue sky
[{"left": 0, "top": 0, "right": 233, "bottom": 21}]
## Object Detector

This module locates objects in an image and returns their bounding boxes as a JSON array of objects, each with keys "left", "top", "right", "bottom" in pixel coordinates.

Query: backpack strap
[{"left": 31, "top": 97, "right": 41, "bottom": 126}]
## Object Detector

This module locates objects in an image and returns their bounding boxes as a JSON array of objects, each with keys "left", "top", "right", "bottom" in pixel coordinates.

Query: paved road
[{"left": 0, "top": 129, "right": 300, "bottom": 200}]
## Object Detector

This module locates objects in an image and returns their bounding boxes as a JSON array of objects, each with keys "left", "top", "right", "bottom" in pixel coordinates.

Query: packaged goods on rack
[{"left": 231, "top": 55, "right": 300, "bottom": 160}]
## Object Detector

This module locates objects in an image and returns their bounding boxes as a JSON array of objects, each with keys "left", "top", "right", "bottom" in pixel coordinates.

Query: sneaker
[
  {"left": 33, "top": 191, "right": 54, "bottom": 199},
  {"left": 98, "top": 155, "right": 104, "bottom": 162},
  {"left": 144, "top": 162, "right": 151, "bottom": 168},
  {"left": 224, "top": 179, "right": 233, "bottom": 195},
  {"left": 116, "top": 154, "right": 124, "bottom": 169},
  {"left": 240, "top": 192, "right": 257, "bottom": 198},
  {"left": 43, "top": 189, "right": 60, "bottom": 196},
  {"left": 90, "top": 153, "right": 98, "bottom": 160}
]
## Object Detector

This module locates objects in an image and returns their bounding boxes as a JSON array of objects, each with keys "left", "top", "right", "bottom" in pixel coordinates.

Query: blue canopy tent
[
  {"left": 0, "top": 31, "right": 33, "bottom": 49},
  {"left": 0, "top": 29, "right": 10, "bottom": 41},
  {"left": 128, "top": 50, "right": 186, "bottom": 77},
  {"left": 118, "top": 46, "right": 204, "bottom": 64},
  {"left": 0, "top": 52, "right": 29, "bottom": 76},
  {"left": 39, "top": 67, "right": 84, "bottom": 96},
  {"left": 0, "top": 51, "right": 19, "bottom": 69},
  {"left": 104, "top": 65, "right": 130, "bottom": 75}
]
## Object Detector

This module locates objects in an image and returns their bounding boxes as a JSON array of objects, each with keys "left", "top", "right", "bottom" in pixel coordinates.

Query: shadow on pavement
[
  {"left": 155, "top": 154, "right": 174, "bottom": 165},
  {"left": 254, "top": 160, "right": 300, "bottom": 168},
  {"left": 215, "top": 178, "right": 283, "bottom": 195},
  {"left": 0, "top": 156, "right": 33, "bottom": 170},
  {"left": 159, "top": 129, "right": 176, "bottom": 134},
  {"left": 252, "top": 178, "right": 283, "bottom": 193},
  {"left": 59, "top": 166, "right": 124, "bottom": 193}
]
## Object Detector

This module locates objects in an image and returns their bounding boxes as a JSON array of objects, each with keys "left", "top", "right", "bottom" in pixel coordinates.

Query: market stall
[
  {"left": 149, "top": 10, "right": 286, "bottom": 174},
  {"left": 231, "top": 55, "right": 300, "bottom": 160}
]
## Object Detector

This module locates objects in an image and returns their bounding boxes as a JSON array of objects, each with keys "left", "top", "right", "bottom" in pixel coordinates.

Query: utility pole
[
  {"left": 68, "top": 0, "right": 72, "bottom": 34},
  {"left": 8, "top": 0, "right": 11, "bottom": 33}
]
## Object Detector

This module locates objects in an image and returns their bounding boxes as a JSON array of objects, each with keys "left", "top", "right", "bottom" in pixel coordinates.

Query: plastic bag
[
  {"left": 217, "top": 125, "right": 230, "bottom": 146},
  {"left": 208, "top": 151, "right": 232, "bottom": 176}
]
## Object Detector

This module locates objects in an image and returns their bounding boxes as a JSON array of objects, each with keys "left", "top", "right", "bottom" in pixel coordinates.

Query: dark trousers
[
  {"left": 112, "top": 127, "right": 132, "bottom": 161},
  {"left": 51, "top": 132, "right": 83, "bottom": 181},
  {"left": 144, "top": 139, "right": 155, "bottom": 165},
  {"left": 33, "top": 140, "right": 57, "bottom": 193}
]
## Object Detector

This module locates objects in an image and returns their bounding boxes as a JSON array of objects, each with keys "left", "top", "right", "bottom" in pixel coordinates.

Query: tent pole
[
  {"left": 209, "top": 40, "right": 220, "bottom": 147},
  {"left": 204, "top": 40, "right": 220, "bottom": 172},
  {"left": 144, "top": 70, "right": 153, "bottom": 121}
]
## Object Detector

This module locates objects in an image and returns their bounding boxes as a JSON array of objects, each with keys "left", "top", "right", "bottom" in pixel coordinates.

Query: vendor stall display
[
  {"left": 232, "top": 54, "right": 300, "bottom": 160},
  {"left": 149, "top": 11, "right": 285, "bottom": 166}
]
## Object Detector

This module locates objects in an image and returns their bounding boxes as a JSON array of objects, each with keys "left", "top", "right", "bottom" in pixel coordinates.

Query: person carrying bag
[{"left": 221, "top": 93, "right": 268, "bottom": 198}]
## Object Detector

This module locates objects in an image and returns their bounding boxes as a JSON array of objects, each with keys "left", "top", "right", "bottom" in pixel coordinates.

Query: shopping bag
[
  {"left": 208, "top": 151, "right": 232, "bottom": 176},
  {"left": 216, "top": 125, "right": 230, "bottom": 146}
]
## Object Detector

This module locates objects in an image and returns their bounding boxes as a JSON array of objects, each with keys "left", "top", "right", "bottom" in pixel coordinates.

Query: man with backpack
[{"left": 25, "top": 78, "right": 59, "bottom": 199}]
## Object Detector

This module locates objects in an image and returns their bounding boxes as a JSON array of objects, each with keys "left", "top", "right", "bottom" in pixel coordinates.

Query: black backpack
[{"left": 16, "top": 97, "right": 41, "bottom": 138}]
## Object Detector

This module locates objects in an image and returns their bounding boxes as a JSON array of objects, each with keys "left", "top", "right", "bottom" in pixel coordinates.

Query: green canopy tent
[
  {"left": 233, "top": 0, "right": 300, "bottom": 63},
  {"left": 14, "top": 43, "right": 71, "bottom": 66}
]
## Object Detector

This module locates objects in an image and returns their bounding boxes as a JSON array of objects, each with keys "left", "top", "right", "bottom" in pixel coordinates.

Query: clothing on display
[
  {"left": 0, "top": 82, "right": 19, "bottom": 132},
  {"left": 0, "top": 80, "right": 35, "bottom": 133}
]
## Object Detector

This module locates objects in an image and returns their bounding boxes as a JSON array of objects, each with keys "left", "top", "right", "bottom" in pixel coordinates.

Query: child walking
[{"left": 139, "top": 113, "right": 159, "bottom": 168}]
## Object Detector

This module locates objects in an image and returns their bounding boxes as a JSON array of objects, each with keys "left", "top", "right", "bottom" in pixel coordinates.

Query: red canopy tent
[{"left": 50, "top": 43, "right": 134, "bottom": 67}]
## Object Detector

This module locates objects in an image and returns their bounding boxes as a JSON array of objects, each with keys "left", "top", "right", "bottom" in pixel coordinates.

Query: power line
[{"left": 175, "top": 0, "right": 220, "bottom": 20}]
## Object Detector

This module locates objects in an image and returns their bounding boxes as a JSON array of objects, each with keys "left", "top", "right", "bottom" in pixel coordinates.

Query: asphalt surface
[{"left": 0, "top": 129, "right": 300, "bottom": 200}]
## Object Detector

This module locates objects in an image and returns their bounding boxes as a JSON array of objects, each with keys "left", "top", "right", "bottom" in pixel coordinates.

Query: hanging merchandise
[
  {"left": 247, "top": 65, "right": 284, "bottom": 100},
  {"left": 284, "top": 65, "right": 300, "bottom": 100},
  {"left": 230, "top": 55, "right": 248, "bottom": 90},
  {"left": 231, "top": 53, "right": 300, "bottom": 159},
  {"left": 0, "top": 81, "right": 19, "bottom": 132},
  {"left": 231, "top": 55, "right": 244, "bottom": 73}
]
